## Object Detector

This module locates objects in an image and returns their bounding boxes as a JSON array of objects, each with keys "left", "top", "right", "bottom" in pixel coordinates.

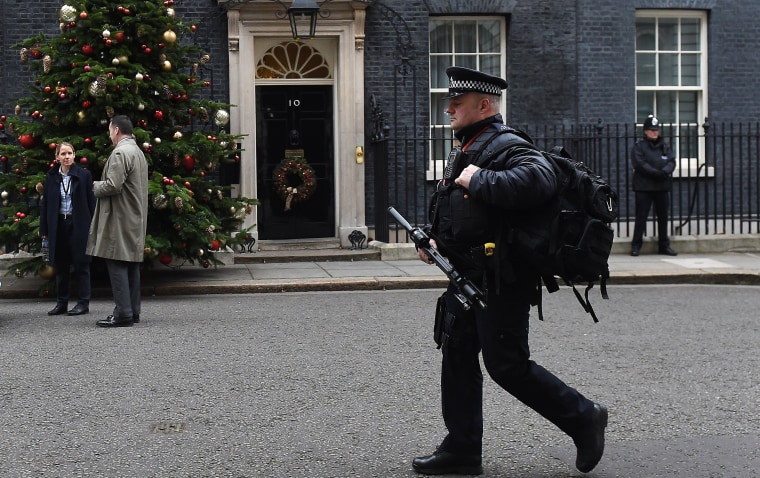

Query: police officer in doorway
[{"left": 413, "top": 66, "right": 608, "bottom": 475}]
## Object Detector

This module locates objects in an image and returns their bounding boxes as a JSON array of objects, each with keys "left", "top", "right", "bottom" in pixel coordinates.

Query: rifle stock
[{"left": 387, "top": 207, "right": 487, "bottom": 310}]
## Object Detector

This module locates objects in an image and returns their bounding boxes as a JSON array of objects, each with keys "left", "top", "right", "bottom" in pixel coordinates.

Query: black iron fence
[{"left": 373, "top": 121, "right": 760, "bottom": 243}]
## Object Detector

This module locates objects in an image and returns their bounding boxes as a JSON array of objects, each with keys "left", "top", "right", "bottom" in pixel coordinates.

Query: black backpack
[{"left": 508, "top": 144, "right": 618, "bottom": 322}]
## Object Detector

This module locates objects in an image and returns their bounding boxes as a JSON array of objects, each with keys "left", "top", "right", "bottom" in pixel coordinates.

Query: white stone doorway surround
[{"left": 221, "top": 0, "right": 369, "bottom": 248}]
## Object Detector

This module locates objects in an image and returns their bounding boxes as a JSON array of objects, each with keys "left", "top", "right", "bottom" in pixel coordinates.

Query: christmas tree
[{"left": 0, "top": 0, "right": 257, "bottom": 277}]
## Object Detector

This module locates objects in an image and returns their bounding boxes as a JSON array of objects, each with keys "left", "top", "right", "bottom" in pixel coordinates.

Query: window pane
[
  {"left": 679, "top": 91, "right": 698, "bottom": 123},
  {"left": 430, "top": 56, "right": 450, "bottom": 89},
  {"left": 636, "top": 53, "right": 656, "bottom": 86},
  {"left": 430, "top": 92, "right": 450, "bottom": 125},
  {"left": 430, "top": 22, "right": 452, "bottom": 53},
  {"left": 479, "top": 55, "right": 501, "bottom": 77},
  {"left": 637, "top": 91, "right": 655, "bottom": 122},
  {"left": 681, "top": 18, "right": 700, "bottom": 51},
  {"left": 681, "top": 53, "right": 700, "bottom": 86},
  {"left": 658, "top": 53, "right": 679, "bottom": 86},
  {"left": 453, "top": 55, "right": 477, "bottom": 70},
  {"left": 478, "top": 21, "right": 500, "bottom": 53},
  {"left": 655, "top": 91, "right": 677, "bottom": 124},
  {"left": 454, "top": 22, "right": 477, "bottom": 52},
  {"left": 658, "top": 18, "right": 678, "bottom": 51},
  {"left": 636, "top": 18, "right": 656, "bottom": 50}
]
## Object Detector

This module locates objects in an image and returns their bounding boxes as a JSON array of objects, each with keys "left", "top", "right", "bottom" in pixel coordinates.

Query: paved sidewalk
[{"left": 2, "top": 248, "right": 760, "bottom": 299}]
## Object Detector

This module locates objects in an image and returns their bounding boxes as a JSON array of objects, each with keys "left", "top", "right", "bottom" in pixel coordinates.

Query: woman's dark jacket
[
  {"left": 39, "top": 164, "right": 96, "bottom": 264},
  {"left": 431, "top": 114, "right": 557, "bottom": 276},
  {"left": 631, "top": 136, "right": 676, "bottom": 192}
]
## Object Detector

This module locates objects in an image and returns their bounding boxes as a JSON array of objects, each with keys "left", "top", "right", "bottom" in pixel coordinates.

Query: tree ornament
[
  {"left": 214, "top": 109, "right": 230, "bottom": 127},
  {"left": 182, "top": 155, "right": 195, "bottom": 171},
  {"left": 43, "top": 55, "right": 52, "bottom": 73},
  {"left": 163, "top": 30, "right": 177, "bottom": 43},
  {"left": 152, "top": 194, "right": 169, "bottom": 210},
  {"left": 19, "top": 134, "right": 36, "bottom": 149},
  {"left": 39, "top": 263, "right": 56, "bottom": 280},
  {"left": 0, "top": 191, "right": 8, "bottom": 199},
  {"left": 20, "top": 48, "right": 29, "bottom": 63},
  {"left": 174, "top": 196, "right": 184, "bottom": 210},
  {"left": 199, "top": 53, "right": 210, "bottom": 65},
  {"left": 59, "top": 5, "right": 77, "bottom": 23},
  {"left": 167, "top": 8, "right": 175, "bottom": 17}
]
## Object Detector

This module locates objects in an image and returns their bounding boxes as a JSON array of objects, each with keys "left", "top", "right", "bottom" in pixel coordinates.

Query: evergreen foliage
[{"left": 0, "top": 0, "right": 257, "bottom": 276}]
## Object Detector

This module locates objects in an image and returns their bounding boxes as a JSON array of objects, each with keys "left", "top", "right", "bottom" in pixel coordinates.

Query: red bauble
[
  {"left": 154, "top": 110, "right": 163, "bottom": 121},
  {"left": 81, "top": 44, "right": 94, "bottom": 56},
  {"left": 18, "top": 134, "right": 36, "bottom": 149},
  {"left": 182, "top": 155, "right": 195, "bottom": 172},
  {"left": 159, "top": 255, "right": 172, "bottom": 265},
  {"left": 210, "top": 239, "right": 221, "bottom": 251}
]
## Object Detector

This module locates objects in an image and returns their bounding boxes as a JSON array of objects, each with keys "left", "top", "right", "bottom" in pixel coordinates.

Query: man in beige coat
[{"left": 86, "top": 115, "right": 149, "bottom": 327}]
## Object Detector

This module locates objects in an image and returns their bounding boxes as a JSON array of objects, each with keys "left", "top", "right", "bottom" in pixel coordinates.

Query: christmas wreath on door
[{"left": 272, "top": 155, "right": 317, "bottom": 211}]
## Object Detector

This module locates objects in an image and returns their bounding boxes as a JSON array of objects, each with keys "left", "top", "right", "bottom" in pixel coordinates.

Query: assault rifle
[{"left": 388, "top": 207, "right": 487, "bottom": 311}]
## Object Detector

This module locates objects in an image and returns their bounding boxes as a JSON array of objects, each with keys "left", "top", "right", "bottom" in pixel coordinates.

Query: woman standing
[{"left": 40, "top": 142, "right": 96, "bottom": 316}]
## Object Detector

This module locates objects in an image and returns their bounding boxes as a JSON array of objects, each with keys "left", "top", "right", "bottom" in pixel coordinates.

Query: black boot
[{"left": 412, "top": 450, "right": 482, "bottom": 475}]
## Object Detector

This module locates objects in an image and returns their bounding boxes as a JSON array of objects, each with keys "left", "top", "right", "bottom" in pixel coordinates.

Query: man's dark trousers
[
  {"left": 105, "top": 259, "right": 141, "bottom": 319},
  {"left": 438, "top": 278, "right": 595, "bottom": 454},
  {"left": 632, "top": 191, "right": 671, "bottom": 248}
]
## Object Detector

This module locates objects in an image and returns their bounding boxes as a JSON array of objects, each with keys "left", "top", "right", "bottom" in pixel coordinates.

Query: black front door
[{"left": 256, "top": 85, "right": 334, "bottom": 239}]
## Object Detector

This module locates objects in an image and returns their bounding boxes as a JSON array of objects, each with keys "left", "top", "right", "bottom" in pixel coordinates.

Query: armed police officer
[{"left": 413, "top": 66, "right": 608, "bottom": 475}]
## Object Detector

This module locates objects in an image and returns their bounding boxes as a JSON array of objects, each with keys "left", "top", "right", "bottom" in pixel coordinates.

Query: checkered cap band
[{"left": 449, "top": 79, "right": 503, "bottom": 96}]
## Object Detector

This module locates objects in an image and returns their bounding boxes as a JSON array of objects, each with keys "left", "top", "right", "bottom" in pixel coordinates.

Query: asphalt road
[{"left": 1, "top": 285, "right": 759, "bottom": 477}]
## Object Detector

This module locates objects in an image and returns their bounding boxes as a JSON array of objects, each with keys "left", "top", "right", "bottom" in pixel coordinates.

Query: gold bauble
[
  {"left": 162, "top": 30, "right": 177, "bottom": 43},
  {"left": 36, "top": 182, "right": 44, "bottom": 194},
  {"left": 162, "top": 60, "right": 172, "bottom": 71},
  {"left": 39, "top": 264, "right": 56, "bottom": 280}
]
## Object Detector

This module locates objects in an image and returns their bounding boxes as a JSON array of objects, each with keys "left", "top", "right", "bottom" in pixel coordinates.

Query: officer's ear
[{"left": 478, "top": 96, "right": 491, "bottom": 112}]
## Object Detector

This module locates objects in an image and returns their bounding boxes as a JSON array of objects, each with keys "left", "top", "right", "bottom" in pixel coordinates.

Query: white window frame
[
  {"left": 635, "top": 10, "right": 713, "bottom": 178},
  {"left": 427, "top": 17, "right": 507, "bottom": 181}
]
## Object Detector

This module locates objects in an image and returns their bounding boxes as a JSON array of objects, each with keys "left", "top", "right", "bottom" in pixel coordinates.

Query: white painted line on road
[{"left": 662, "top": 258, "right": 733, "bottom": 268}]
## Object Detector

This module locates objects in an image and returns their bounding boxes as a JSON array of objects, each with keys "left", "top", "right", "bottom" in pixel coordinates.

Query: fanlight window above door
[{"left": 256, "top": 41, "right": 331, "bottom": 79}]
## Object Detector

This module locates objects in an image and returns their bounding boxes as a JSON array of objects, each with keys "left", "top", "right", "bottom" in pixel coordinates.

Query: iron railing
[{"left": 375, "top": 121, "right": 760, "bottom": 242}]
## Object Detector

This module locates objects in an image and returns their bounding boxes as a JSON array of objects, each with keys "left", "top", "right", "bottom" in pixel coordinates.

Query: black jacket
[
  {"left": 631, "top": 136, "right": 676, "bottom": 192},
  {"left": 39, "top": 164, "right": 96, "bottom": 264},
  {"left": 432, "top": 115, "right": 557, "bottom": 268}
]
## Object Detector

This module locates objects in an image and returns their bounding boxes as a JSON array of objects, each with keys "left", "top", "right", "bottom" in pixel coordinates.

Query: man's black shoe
[
  {"left": 630, "top": 247, "right": 640, "bottom": 256},
  {"left": 575, "top": 403, "right": 608, "bottom": 473},
  {"left": 96, "top": 315, "right": 134, "bottom": 328},
  {"left": 412, "top": 450, "right": 482, "bottom": 475},
  {"left": 67, "top": 304, "right": 89, "bottom": 316},
  {"left": 133, "top": 314, "right": 140, "bottom": 323},
  {"left": 48, "top": 303, "right": 68, "bottom": 316},
  {"left": 659, "top": 246, "right": 677, "bottom": 256}
]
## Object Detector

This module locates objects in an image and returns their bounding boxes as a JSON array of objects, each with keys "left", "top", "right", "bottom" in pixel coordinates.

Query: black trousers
[
  {"left": 54, "top": 215, "right": 91, "bottom": 306},
  {"left": 438, "top": 279, "right": 595, "bottom": 455},
  {"left": 632, "top": 191, "right": 671, "bottom": 248}
]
